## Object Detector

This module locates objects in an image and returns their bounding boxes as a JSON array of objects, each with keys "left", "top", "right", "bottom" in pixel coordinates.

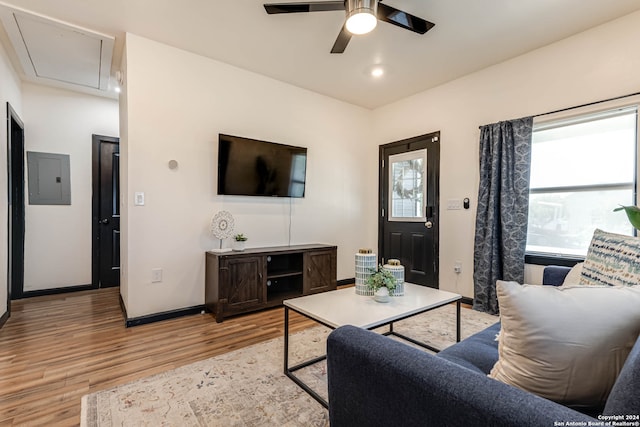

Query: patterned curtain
[{"left": 473, "top": 117, "right": 533, "bottom": 314}]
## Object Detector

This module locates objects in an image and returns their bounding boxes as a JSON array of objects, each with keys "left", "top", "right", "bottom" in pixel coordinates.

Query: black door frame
[
  {"left": 5, "top": 103, "right": 25, "bottom": 321},
  {"left": 91, "top": 134, "right": 120, "bottom": 288},
  {"left": 378, "top": 132, "right": 440, "bottom": 287}
]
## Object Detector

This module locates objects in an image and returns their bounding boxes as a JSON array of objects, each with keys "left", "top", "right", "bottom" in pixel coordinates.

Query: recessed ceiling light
[{"left": 370, "top": 66, "right": 384, "bottom": 78}]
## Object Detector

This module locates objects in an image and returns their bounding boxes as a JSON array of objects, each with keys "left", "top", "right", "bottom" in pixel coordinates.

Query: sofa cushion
[
  {"left": 580, "top": 229, "right": 640, "bottom": 287},
  {"left": 489, "top": 281, "right": 640, "bottom": 408},
  {"left": 542, "top": 265, "right": 571, "bottom": 286},
  {"left": 437, "top": 322, "right": 500, "bottom": 375}
]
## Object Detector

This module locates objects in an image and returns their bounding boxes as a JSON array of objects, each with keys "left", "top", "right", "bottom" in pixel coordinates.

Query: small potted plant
[
  {"left": 366, "top": 265, "right": 397, "bottom": 303},
  {"left": 232, "top": 233, "right": 248, "bottom": 251}
]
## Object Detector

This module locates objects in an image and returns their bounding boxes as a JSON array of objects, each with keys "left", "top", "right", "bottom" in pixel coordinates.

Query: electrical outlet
[
  {"left": 454, "top": 261, "right": 462, "bottom": 274},
  {"left": 151, "top": 268, "right": 162, "bottom": 283}
]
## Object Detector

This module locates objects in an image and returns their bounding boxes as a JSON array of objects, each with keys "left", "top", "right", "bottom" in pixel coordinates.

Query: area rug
[{"left": 81, "top": 305, "right": 497, "bottom": 427}]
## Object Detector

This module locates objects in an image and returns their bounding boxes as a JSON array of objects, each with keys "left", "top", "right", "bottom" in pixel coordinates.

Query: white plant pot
[
  {"left": 232, "top": 240, "right": 246, "bottom": 251},
  {"left": 373, "top": 287, "right": 390, "bottom": 303}
]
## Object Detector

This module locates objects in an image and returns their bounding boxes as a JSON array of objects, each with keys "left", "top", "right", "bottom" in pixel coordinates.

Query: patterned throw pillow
[{"left": 580, "top": 229, "right": 640, "bottom": 287}]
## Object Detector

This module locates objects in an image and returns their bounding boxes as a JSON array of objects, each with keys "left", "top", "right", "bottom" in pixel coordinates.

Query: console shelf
[
  {"left": 205, "top": 244, "right": 337, "bottom": 322},
  {"left": 268, "top": 270, "right": 303, "bottom": 279}
]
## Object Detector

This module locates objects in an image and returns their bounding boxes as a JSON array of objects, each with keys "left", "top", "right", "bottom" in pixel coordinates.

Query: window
[
  {"left": 526, "top": 106, "right": 638, "bottom": 258},
  {"left": 388, "top": 149, "right": 427, "bottom": 221}
]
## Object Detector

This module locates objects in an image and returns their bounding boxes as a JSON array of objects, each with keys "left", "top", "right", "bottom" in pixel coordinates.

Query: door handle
[
  {"left": 425, "top": 206, "right": 434, "bottom": 229},
  {"left": 426, "top": 206, "right": 433, "bottom": 218},
  {"left": 100, "top": 218, "right": 109, "bottom": 224}
]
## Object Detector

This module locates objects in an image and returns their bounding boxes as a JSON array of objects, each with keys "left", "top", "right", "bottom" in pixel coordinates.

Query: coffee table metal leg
[
  {"left": 456, "top": 300, "right": 461, "bottom": 342},
  {"left": 384, "top": 299, "right": 463, "bottom": 352},
  {"left": 284, "top": 306, "right": 290, "bottom": 373},
  {"left": 283, "top": 306, "right": 329, "bottom": 409}
]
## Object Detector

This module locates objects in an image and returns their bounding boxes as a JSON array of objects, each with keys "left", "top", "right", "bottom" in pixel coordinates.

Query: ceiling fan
[{"left": 263, "top": 0, "right": 435, "bottom": 54}]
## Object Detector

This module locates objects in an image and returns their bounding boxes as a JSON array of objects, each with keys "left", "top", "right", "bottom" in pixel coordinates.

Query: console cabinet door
[
  {"left": 221, "top": 256, "right": 266, "bottom": 314},
  {"left": 303, "top": 250, "right": 337, "bottom": 295}
]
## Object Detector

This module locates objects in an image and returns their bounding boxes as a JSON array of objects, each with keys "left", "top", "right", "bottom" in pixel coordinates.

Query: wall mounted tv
[{"left": 217, "top": 134, "right": 307, "bottom": 198}]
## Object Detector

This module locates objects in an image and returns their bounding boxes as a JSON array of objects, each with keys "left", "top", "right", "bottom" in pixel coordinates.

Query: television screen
[{"left": 217, "top": 134, "right": 307, "bottom": 198}]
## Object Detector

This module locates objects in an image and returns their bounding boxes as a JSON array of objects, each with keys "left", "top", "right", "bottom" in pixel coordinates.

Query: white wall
[
  {"left": 120, "top": 33, "right": 376, "bottom": 318},
  {"left": 22, "top": 84, "right": 119, "bottom": 291},
  {"left": 372, "top": 10, "right": 640, "bottom": 297},
  {"left": 0, "top": 39, "right": 22, "bottom": 319},
  {"left": 119, "top": 42, "right": 130, "bottom": 310}
]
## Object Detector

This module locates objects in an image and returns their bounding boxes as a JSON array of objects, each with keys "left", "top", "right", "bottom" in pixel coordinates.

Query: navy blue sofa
[{"left": 326, "top": 266, "right": 640, "bottom": 426}]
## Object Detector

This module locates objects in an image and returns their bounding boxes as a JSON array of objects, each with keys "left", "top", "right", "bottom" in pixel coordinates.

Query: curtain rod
[
  {"left": 479, "top": 90, "right": 640, "bottom": 129},
  {"left": 535, "top": 90, "right": 640, "bottom": 118}
]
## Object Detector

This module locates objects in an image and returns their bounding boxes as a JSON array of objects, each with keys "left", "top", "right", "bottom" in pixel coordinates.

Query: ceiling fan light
[
  {"left": 345, "top": 0, "right": 378, "bottom": 35},
  {"left": 346, "top": 10, "right": 377, "bottom": 35}
]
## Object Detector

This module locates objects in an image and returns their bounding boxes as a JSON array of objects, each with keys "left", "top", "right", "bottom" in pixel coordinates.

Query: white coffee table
[{"left": 283, "top": 283, "right": 462, "bottom": 408}]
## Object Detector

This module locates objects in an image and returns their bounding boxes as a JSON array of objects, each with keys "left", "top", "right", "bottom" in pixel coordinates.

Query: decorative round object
[
  {"left": 210, "top": 211, "right": 235, "bottom": 240},
  {"left": 393, "top": 160, "right": 423, "bottom": 199}
]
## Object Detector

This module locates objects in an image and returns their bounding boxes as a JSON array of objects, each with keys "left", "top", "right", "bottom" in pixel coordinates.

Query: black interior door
[
  {"left": 7, "top": 103, "right": 25, "bottom": 306},
  {"left": 92, "top": 135, "right": 120, "bottom": 288},
  {"left": 379, "top": 132, "right": 440, "bottom": 288}
]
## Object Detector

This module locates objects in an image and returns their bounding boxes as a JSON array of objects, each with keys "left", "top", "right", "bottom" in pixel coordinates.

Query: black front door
[
  {"left": 379, "top": 132, "right": 440, "bottom": 288},
  {"left": 92, "top": 135, "right": 120, "bottom": 288}
]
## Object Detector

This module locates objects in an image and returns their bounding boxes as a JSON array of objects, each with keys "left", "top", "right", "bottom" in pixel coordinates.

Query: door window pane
[{"left": 389, "top": 149, "right": 427, "bottom": 221}]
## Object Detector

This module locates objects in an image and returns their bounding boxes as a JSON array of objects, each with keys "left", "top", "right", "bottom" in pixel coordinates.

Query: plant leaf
[{"left": 615, "top": 205, "right": 640, "bottom": 230}]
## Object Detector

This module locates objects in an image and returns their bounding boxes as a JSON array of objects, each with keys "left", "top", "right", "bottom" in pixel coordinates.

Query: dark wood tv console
[{"left": 205, "top": 244, "right": 337, "bottom": 322}]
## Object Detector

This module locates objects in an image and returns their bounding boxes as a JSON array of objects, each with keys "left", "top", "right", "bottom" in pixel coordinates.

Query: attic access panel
[
  {"left": 27, "top": 151, "right": 71, "bottom": 205},
  {"left": 0, "top": 4, "right": 114, "bottom": 90}
]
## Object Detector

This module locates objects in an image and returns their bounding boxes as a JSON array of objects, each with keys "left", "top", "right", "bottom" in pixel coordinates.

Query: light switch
[
  {"left": 134, "top": 192, "right": 145, "bottom": 206},
  {"left": 447, "top": 199, "right": 462, "bottom": 210}
]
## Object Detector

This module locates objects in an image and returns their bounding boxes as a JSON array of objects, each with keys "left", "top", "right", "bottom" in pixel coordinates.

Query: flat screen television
[{"left": 217, "top": 134, "right": 307, "bottom": 198}]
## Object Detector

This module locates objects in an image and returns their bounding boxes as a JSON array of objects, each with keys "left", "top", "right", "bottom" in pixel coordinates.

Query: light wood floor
[{"left": 0, "top": 287, "right": 317, "bottom": 426}]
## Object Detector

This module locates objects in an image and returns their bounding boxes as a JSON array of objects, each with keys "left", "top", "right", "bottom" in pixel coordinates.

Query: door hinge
[
  {"left": 381, "top": 208, "right": 385, "bottom": 217},
  {"left": 381, "top": 159, "right": 384, "bottom": 168}
]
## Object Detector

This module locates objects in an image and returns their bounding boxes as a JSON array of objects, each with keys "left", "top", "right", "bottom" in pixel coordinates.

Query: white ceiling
[{"left": 1, "top": 0, "right": 640, "bottom": 109}]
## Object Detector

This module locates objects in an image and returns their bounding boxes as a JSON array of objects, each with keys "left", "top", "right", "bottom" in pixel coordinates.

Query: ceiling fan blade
[
  {"left": 330, "top": 25, "right": 352, "bottom": 54},
  {"left": 377, "top": 3, "right": 435, "bottom": 34},
  {"left": 264, "top": 1, "right": 345, "bottom": 14}
]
